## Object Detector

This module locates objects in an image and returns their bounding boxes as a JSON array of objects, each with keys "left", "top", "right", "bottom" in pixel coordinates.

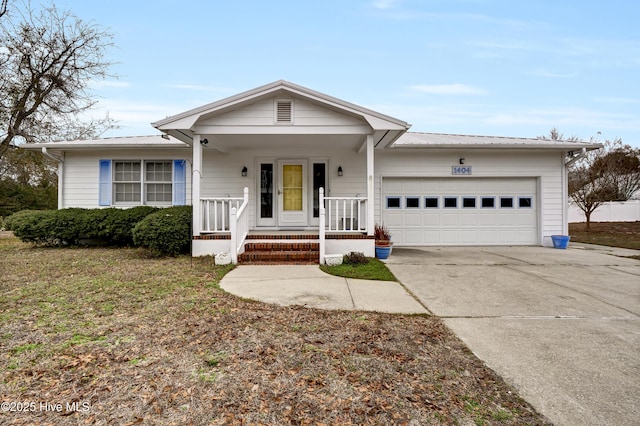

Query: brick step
[
  {"left": 244, "top": 242, "right": 319, "bottom": 252},
  {"left": 246, "top": 234, "right": 319, "bottom": 240},
  {"left": 238, "top": 250, "right": 320, "bottom": 264}
]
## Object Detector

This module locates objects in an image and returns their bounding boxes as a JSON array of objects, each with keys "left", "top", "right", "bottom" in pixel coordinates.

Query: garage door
[{"left": 382, "top": 177, "right": 538, "bottom": 245}]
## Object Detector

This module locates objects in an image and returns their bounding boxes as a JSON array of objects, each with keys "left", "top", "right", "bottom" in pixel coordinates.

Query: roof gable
[{"left": 152, "top": 80, "right": 410, "bottom": 145}]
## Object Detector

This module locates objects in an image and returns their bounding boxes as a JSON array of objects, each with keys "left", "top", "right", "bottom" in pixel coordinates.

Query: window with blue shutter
[
  {"left": 173, "top": 159, "right": 186, "bottom": 206},
  {"left": 98, "top": 160, "right": 112, "bottom": 206}
]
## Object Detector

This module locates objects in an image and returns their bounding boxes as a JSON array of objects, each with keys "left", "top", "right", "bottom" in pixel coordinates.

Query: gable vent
[{"left": 275, "top": 100, "right": 293, "bottom": 123}]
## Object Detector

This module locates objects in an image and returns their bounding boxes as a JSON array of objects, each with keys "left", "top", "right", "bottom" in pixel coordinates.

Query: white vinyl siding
[{"left": 198, "top": 97, "right": 366, "bottom": 127}]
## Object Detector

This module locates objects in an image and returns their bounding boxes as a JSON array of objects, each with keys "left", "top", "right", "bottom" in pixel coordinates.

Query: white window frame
[
  {"left": 113, "top": 160, "right": 142, "bottom": 205},
  {"left": 443, "top": 196, "right": 458, "bottom": 209},
  {"left": 424, "top": 196, "right": 439, "bottom": 209},
  {"left": 144, "top": 160, "right": 173, "bottom": 205},
  {"left": 112, "top": 160, "right": 173, "bottom": 206},
  {"left": 405, "top": 196, "right": 420, "bottom": 209}
]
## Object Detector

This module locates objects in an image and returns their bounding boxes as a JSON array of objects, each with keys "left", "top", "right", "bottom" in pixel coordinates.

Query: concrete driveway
[{"left": 385, "top": 244, "right": 640, "bottom": 426}]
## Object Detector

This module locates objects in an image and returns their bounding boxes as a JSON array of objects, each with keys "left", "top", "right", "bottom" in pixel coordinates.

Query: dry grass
[
  {"left": 0, "top": 232, "right": 549, "bottom": 425},
  {"left": 569, "top": 221, "right": 640, "bottom": 250}
]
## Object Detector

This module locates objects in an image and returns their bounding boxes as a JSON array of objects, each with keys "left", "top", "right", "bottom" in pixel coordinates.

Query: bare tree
[
  {"left": 568, "top": 139, "right": 640, "bottom": 230},
  {"left": 0, "top": 0, "right": 8, "bottom": 18},
  {"left": 0, "top": 1, "right": 116, "bottom": 159}
]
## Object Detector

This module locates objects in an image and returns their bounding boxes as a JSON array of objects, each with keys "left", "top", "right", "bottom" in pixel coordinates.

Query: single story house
[{"left": 24, "top": 80, "right": 600, "bottom": 263}]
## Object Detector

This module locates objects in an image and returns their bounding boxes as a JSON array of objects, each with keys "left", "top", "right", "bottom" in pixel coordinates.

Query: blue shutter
[
  {"left": 98, "top": 160, "right": 112, "bottom": 206},
  {"left": 173, "top": 159, "right": 186, "bottom": 206}
]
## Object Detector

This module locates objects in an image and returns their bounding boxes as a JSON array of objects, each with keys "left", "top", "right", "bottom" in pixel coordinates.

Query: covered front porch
[
  {"left": 192, "top": 186, "right": 374, "bottom": 263},
  {"left": 151, "top": 80, "right": 410, "bottom": 263}
]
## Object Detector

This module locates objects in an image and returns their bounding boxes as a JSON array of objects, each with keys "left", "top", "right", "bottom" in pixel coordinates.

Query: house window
[
  {"left": 519, "top": 196, "right": 533, "bottom": 208},
  {"left": 462, "top": 197, "right": 476, "bottom": 208},
  {"left": 405, "top": 196, "right": 420, "bottom": 208},
  {"left": 312, "top": 163, "right": 326, "bottom": 218},
  {"left": 424, "top": 197, "right": 439, "bottom": 208},
  {"left": 114, "top": 161, "right": 141, "bottom": 203},
  {"left": 481, "top": 197, "right": 495, "bottom": 208},
  {"left": 275, "top": 100, "right": 293, "bottom": 123},
  {"left": 500, "top": 197, "right": 514, "bottom": 208},
  {"left": 145, "top": 161, "right": 173, "bottom": 203},
  {"left": 386, "top": 196, "right": 401, "bottom": 208},
  {"left": 444, "top": 196, "right": 458, "bottom": 208},
  {"left": 101, "top": 159, "right": 185, "bottom": 207},
  {"left": 260, "top": 163, "right": 274, "bottom": 218}
]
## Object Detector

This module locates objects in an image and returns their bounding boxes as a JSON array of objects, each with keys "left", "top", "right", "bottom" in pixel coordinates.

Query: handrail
[
  {"left": 319, "top": 187, "right": 326, "bottom": 264},
  {"left": 230, "top": 187, "right": 249, "bottom": 264}
]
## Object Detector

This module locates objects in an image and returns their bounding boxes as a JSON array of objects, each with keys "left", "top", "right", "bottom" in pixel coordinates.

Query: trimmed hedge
[
  {"left": 7, "top": 207, "right": 159, "bottom": 247},
  {"left": 132, "top": 206, "right": 192, "bottom": 256}
]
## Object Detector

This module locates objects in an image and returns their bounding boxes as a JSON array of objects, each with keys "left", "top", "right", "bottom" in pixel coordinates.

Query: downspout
[
  {"left": 42, "top": 147, "right": 64, "bottom": 209},
  {"left": 564, "top": 147, "right": 587, "bottom": 167}
]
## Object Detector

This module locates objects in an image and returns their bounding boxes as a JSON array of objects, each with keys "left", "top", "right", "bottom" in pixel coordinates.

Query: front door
[{"left": 277, "top": 160, "right": 307, "bottom": 227}]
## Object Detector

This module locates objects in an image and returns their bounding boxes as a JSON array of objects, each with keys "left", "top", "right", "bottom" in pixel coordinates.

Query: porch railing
[
  {"left": 201, "top": 195, "right": 245, "bottom": 232},
  {"left": 230, "top": 187, "right": 249, "bottom": 264},
  {"left": 319, "top": 187, "right": 368, "bottom": 264},
  {"left": 200, "top": 188, "right": 249, "bottom": 264}
]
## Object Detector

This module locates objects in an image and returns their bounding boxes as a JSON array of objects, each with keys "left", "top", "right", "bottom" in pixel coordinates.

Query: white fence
[{"left": 569, "top": 200, "right": 640, "bottom": 223}]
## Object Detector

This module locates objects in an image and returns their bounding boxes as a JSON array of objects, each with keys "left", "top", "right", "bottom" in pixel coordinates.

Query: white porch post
[
  {"left": 366, "top": 134, "right": 374, "bottom": 236},
  {"left": 192, "top": 134, "right": 202, "bottom": 236},
  {"left": 319, "top": 187, "right": 325, "bottom": 264}
]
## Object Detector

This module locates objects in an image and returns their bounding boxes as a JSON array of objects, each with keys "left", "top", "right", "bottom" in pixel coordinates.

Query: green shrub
[
  {"left": 7, "top": 207, "right": 159, "bottom": 247},
  {"left": 343, "top": 251, "right": 369, "bottom": 265},
  {"left": 101, "top": 206, "right": 158, "bottom": 245},
  {"left": 132, "top": 206, "right": 192, "bottom": 256},
  {"left": 7, "top": 210, "right": 58, "bottom": 245}
]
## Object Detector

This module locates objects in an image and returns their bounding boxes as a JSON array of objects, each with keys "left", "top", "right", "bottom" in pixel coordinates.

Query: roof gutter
[
  {"left": 41, "top": 147, "right": 64, "bottom": 163},
  {"left": 564, "top": 147, "right": 587, "bottom": 167}
]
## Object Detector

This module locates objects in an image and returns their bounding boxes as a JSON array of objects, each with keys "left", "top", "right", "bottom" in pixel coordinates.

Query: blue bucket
[
  {"left": 551, "top": 235, "right": 570, "bottom": 249},
  {"left": 375, "top": 245, "right": 392, "bottom": 259}
]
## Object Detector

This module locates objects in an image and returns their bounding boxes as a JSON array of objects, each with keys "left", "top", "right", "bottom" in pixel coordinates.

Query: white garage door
[{"left": 382, "top": 177, "right": 538, "bottom": 245}]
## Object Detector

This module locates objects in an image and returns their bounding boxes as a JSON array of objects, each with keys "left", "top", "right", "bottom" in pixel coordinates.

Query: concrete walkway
[{"left": 220, "top": 265, "right": 427, "bottom": 314}]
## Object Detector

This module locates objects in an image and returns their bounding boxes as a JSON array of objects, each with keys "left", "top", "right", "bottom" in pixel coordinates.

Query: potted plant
[{"left": 374, "top": 223, "right": 392, "bottom": 259}]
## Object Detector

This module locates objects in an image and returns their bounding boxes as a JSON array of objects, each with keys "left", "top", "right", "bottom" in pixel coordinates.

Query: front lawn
[
  {"left": 0, "top": 233, "right": 548, "bottom": 425},
  {"left": 320, "top": 257, "right": 397, "bottom": 281},
  {"left": 569, "top": 221, "right": 640, "bottom": 250}
]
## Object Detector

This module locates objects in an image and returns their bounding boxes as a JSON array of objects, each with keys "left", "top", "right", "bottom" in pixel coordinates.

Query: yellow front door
[{"left": 278, "top": 160, "right": 307, "bottom": 226}]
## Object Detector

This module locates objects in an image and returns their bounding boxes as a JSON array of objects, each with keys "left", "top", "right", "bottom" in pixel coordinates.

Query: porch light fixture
[
  {"left": 459, "top": 158, "right": 465, "bottom": 165},
  {"left": 241, "top": 166, "right": 248, "bottom": 177},
  {"left": 200, "top": 138, "right": 209, "bottom": 145},
  {"left": 337, "top": 166, "right": 343, "bottom": 176}
]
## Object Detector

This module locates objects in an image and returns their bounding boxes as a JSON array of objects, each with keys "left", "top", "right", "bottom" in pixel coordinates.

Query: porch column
[
  {"left": 192, "top": 134, "right": 202, "bottom": 236},
  {"left": 366, "top": 134, "right": 374, "bottom": 236}
]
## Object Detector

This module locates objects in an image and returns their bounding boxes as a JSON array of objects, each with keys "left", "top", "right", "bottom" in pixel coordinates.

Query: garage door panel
[
  {"left": 383, "top": 177, "right": 538, "bottom": 246},
  {"left": 403, "top": 212, "right": 423, "bottom": 226}
]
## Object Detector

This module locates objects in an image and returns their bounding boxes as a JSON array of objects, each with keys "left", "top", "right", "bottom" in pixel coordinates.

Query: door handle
[{"left": 278, "top": 189, "right": 282, "bottom": 195}]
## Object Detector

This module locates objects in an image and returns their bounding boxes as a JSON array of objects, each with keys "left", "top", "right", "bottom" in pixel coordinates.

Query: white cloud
[
  {"left": 410, "top": 83, "right": 488, "bottom": 95},
  {"left": 524, "top": 69, "right": 579, "bottom": 78},
  {"left": 372, "top": 0, "right": 400, "bottom": 10}
]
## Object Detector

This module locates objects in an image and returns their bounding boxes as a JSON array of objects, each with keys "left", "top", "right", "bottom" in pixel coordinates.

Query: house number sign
[{"left": 451, "top": 166, "right": 472, "bottom": 175}]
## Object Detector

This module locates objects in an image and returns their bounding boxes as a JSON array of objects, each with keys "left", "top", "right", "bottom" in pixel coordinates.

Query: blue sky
[{"left": 39, "top": 0, "right": 640, "bottom": 146}]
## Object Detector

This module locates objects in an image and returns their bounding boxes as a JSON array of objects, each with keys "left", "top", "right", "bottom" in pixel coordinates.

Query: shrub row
[{"left": 6, "top": 207, "right": 193, "bottom": 256}]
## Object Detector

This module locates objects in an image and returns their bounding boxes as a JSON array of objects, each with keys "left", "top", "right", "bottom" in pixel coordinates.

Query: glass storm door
[{"left": 278, "top": 160, "right": 307, "bottom": 227}]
